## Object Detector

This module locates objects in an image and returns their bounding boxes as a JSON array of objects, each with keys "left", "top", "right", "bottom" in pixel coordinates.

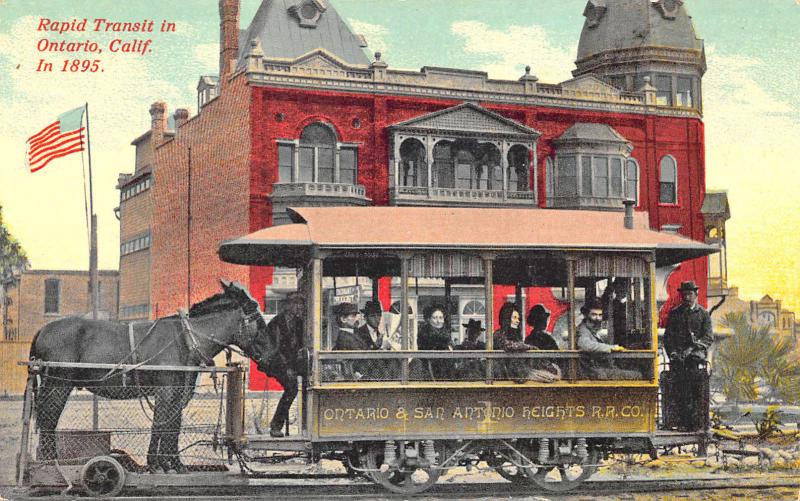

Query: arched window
[
  {"left": 299, "top": 123, "right": 336, "bottom": 183},
  {"left": 625, "top": 158, "right": 639, "bottom": 204},
  {"left": 279, "top": 122, "right": 358, "bottom": 184},
  {"left": 507, "top": 145, "right": 529, "bottom": 192},
  {"left": 459, "top": 299, "right": 486, "bottom": 342},
  {"left": 545, "top": 157, "right": 554, "bottom": 201},
  {"left": 399, "top": 138, "right": 427, "bottom": 187},
  {"left": 659, "top": 156, "right": 677, "bottom": 204}
]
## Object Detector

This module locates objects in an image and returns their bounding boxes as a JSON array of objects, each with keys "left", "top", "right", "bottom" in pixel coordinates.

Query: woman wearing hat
[
  {"left": 524, "top": 304, "right": 559, "bottom": 351},
  {"left": 493, "top": 303, "right": 559, "bottom": 383}
]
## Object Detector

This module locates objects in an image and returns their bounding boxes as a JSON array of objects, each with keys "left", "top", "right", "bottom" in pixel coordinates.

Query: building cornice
[{"left": 244, "top": 54, "right": 702, "bottom": 119}]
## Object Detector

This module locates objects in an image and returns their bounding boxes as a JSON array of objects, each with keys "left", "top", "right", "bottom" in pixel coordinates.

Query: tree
[
  {"left": 1, "top": 204, "right": 29, "bottom": 340},
  {"left": 0, "top": 204, "right": 29, "bottom": 280},
  {"left": 713, "top": 311, "right": 800, "bottom": 405}
]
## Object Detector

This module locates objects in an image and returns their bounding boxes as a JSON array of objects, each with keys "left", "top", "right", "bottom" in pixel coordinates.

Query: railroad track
[{"left": 9, "top": 472, "right": 800, "bottom": 500}]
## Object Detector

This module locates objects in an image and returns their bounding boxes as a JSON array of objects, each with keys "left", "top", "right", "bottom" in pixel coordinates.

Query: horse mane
[{"left": 188, "top": 292, "right": 239, "bottom": 317}]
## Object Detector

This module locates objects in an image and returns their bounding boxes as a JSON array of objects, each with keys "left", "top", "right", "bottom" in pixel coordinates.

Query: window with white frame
[
  {"left": 659, "top": 156, "right": 678, "bottom": 204},
  {"left": 277, "top": 122, "right": 358, "bottom": 184}
]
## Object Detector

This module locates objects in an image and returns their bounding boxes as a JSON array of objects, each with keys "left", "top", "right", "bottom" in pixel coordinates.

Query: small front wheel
[{"left": 80, "top": 455, "right": 126, "bottom": 497}]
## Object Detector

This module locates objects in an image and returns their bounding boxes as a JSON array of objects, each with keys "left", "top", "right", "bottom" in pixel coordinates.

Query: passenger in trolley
[
  {"left": 417, "top": 304, "right": 454, "bottom": 379},
  {"left": 494, "top": 303, "right": 560, "bottom": 383},
  {"left": 576, "top": 298, "right": 640, "bottom": 380}
]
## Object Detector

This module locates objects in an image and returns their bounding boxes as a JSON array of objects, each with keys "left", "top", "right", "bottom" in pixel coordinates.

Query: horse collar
[{"left": 178, "top": 310, "right": 215, "bottom": 366}]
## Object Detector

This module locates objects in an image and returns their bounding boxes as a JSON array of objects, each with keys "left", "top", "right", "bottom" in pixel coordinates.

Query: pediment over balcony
[{"left": 390, "top": 103, "right": 541, "bottom": 140}]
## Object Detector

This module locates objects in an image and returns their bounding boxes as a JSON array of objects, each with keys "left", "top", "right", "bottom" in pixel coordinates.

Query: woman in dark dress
[
  {"left": 416, "top": 304, "right": 453, "bottom": 379},
  {"left": 494, "top": 302, "right": 559, "bottom": 383}
]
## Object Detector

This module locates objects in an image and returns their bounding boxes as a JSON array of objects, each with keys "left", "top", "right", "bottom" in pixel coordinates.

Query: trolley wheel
[
  {"left": 526, "top": 449, "right": 599, "bottom": 492},
  {"left": 364, "top": 442, "right": 440, "bottom": 495},
  {"left": 488, "top": 452, "right": 533, "bottom": 484},
  {"left": 80, "top": 455, "right": 126, "bottom": 498}
]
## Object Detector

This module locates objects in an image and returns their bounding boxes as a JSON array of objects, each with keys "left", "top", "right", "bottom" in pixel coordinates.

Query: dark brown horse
[{"left": 29, "top": 280, "right": 266, "bottom": 472}]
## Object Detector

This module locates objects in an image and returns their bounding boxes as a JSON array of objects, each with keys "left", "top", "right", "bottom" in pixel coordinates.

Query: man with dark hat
[
  {"left": 254, "top": 291, "right": 306, "bottom": 438},
  {"left": 332, "top": 302, "right": 369, "bottom": 350},
  {"left": 576, "top": 297, "right": 640, "bottom": 380},
  {"left": 456, "top": 319, "right": 486, "bottom": 350},
  {"left": 356, "top": 300, "right": 394, "bottom": 351},
  {"left": 663, "top": 280, "right": 713, "bottom": 431}
]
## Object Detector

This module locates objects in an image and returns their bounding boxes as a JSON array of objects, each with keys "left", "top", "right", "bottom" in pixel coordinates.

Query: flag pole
[{"left": 85, "top": 102, "right": 99, "bottom": 320}]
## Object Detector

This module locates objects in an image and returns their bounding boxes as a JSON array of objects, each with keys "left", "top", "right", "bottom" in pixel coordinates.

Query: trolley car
[{"left": 17, "top": 206, "right": 717, "bottom": 496}]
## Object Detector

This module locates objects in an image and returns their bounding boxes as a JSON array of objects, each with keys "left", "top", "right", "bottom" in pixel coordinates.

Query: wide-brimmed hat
[
  {"left": 462, "top": 319, "right": 485, "bottom": 331},
  {"left": 361, "top": 300, "right": 383, "bottom": 316},
  {"left": 580, "top": 297, "right": 604, "bottom": 315},
  {"left": 526, "top": 304, "right": 551, "bottom": 324},
  {"left": 677, "top": 280, "right": 700, "bottom": 293},
  {"left": 334, "top": 302, "right": 359, "bottom": 316}
]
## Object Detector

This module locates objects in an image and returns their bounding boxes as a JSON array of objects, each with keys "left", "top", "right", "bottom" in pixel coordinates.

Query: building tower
[{"left": 574, "top": 0, "right": 706, "bottom": 110}]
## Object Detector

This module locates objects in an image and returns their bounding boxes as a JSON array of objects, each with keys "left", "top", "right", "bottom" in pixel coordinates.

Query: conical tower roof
[
  {"left": 237, "top": 0, "right": 370, "bottom": 68},
  {"left": 576, "top": 0, "right": 704, "bottom": 75}
]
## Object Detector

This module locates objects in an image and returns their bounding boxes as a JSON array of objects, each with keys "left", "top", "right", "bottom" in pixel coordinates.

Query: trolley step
[{"left": 244, "top": 436, "right": 311, "bottom": 451}]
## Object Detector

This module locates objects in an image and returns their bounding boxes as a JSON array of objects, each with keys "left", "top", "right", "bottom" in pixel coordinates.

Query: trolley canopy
[{"left": 219, "top": 207, "right": 716, "bottom": 269}]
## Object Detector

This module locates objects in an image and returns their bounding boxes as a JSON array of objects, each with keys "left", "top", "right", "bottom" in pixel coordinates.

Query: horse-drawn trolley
[{"left": 17, "top": 206, "right": 717, "bottom": 496}]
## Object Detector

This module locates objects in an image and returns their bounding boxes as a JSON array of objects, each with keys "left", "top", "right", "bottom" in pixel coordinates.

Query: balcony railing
[
  {"left": 272, "top": 182, "right": 368, "bottom": 199},
  {"left": 548, "top": 195, "right": 628, "bottom": 211},
  {"left": 390, "top": 186, "right": 536, "bottom": 207}
]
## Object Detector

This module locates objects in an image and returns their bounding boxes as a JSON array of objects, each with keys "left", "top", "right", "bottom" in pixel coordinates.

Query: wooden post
[
  {"left": 515, "top": 282, "right": 525, "bottom": 335},
  {"left": 648, "top": 257, "right": 657, "bottom": 382},
  {"left": 567, "top": 257, "right": 577, "bottom": 380},
  {"left": 400, "top": 255, "right": 410, "bottom": 383},
  {"left": 483, "top": 255, "right": 494, "bottom": 383},
  {"left": 309, "top": 257, "right": 323, "bottom": 387},
  {"left": 16, "top": 374, "right": 35, "bottom": 488}
]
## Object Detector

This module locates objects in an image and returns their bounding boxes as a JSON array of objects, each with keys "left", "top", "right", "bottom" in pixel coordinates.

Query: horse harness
[{"left": 176, "top": 308, "right": 262, "bottom": 366}]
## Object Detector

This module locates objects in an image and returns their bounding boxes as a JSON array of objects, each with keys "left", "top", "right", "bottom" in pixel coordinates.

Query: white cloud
[
  {"left": 449, "top": 20, "right": 575, "bottom": 83},
  {"left": 347, "top": 19, "right": 388, "bottom": 57}
]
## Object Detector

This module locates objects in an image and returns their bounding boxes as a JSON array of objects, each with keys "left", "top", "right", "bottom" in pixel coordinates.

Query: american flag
[{"left": 26, "top": 106, "right": 86, "bottom": 173}]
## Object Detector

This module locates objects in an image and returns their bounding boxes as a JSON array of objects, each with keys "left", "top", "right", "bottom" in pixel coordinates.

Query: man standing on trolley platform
[
  {"left": 254, "top": 291, "right": 306, "bottom": 437},
  {"left": 664, "top": 280, "right": 713, "bottom": 432}
]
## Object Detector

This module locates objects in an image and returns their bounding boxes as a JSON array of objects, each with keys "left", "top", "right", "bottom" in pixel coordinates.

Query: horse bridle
[{"left": 178, "top": 308, "right": 263, "bottom": 365}]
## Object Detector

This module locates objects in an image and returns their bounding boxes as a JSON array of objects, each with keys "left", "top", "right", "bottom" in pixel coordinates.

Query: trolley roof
[{"left": 219, "top": 207, "right": 716, "bottom": 269}]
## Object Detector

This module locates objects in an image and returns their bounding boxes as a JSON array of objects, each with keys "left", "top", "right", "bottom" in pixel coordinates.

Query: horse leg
[
  {"left": 35, "top": 383, "right": 72, "bottom": 461},
  {"left": 147, "top": 388, "right": 169, "bottom": 472},
  {"left": 160, "top": 385, "right": 187, "bottom": 473}
]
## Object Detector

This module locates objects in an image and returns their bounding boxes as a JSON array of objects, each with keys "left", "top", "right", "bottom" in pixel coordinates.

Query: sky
[{"left": 0, "top": 0, "right": 799, "bottom": 312}]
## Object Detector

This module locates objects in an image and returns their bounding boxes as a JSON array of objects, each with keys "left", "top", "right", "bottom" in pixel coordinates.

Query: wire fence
[{"left": 27, "top": 373, "right": 236, "bottom": 469}]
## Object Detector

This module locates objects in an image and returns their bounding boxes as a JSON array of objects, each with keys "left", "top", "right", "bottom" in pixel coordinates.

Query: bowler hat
[
  {"left": 462, "top": 319, "right": 485, "bottom": 331},
  {"left": 526, "top": 304, "right": 551, "bottom": 325},
  {"left": 677, "top": 280, "right": 700, "bottom": 293},
  {"left": 361, "top": 300, "right": 383, "bottom": 316},
  {"left": 334, "top": 302, "right": 359, "bottom": 316}
]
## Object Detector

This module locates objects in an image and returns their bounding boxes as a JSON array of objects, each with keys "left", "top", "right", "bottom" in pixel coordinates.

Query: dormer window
[{"left": 288, "top": 0, "right": 327, "bottom": 28}]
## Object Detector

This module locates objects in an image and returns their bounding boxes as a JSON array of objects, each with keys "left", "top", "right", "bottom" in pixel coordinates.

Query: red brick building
[{"left": 118, "top": 0, "right": 713, "bottom": 351}]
